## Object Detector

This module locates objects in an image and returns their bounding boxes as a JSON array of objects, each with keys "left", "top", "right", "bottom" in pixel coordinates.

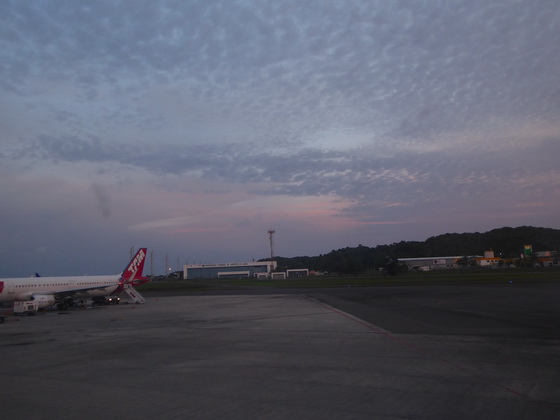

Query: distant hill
[{"left": 266, "top": 226, "right": 560, "bottom": 275}]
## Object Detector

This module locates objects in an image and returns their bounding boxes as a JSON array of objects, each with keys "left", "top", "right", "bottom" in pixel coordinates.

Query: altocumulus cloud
[{"left": 1, "top": 0, "right": 560, "bottom": 275}]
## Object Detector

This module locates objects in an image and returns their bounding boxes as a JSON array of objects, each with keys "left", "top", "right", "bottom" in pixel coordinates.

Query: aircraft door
[{"left": 4, "top": 281, "right": 15, "bottom": 295}]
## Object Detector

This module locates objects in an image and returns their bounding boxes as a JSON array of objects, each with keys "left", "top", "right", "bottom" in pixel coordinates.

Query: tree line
[{"left": 263, "top": 226, "right": 560, "bottom": 275}]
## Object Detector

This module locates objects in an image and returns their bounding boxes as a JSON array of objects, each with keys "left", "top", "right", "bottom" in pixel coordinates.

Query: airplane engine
[{"left": 33, "top": 295, "right": 56, "bottom": 309}]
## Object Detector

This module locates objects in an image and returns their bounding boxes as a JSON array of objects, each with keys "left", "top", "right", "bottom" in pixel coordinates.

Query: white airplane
[{"left": 0, "top": 248, "right": 148, "bottom": 311}]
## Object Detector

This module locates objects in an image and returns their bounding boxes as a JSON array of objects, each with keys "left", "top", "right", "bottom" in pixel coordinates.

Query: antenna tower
[{"left": 267, "top": 229, "right": 276, "bottom": 263}]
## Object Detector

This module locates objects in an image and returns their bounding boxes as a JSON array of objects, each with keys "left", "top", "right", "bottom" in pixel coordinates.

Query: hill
[{"left": 267, "top": 226, "right": 560, "bottom": 274}]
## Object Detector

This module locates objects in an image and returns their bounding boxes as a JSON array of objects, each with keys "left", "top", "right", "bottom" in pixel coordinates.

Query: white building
[{"left": 184, "top": 261, "right": 277, "bottom": 279}]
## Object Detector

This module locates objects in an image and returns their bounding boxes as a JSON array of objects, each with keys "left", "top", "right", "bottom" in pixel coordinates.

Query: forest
[{"left": 266, "top": 226, "right": 560, "bottom": 275}]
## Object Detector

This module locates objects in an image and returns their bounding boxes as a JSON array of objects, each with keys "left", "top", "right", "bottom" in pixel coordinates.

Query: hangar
[{"left": 183, "top": 261, "right": 277, "bottom": 279}]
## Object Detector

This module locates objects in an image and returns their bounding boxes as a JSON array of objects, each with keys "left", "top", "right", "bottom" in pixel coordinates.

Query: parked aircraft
[{"left": 0, "top": 248, "right": 148, "bottom": 311}]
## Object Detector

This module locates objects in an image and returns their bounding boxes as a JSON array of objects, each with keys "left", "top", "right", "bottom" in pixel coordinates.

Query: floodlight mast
[{"left": 267, "top": 229, "right": 276, "bottom": 266}]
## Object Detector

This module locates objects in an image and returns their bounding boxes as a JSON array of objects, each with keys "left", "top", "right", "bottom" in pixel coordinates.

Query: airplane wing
[
  {"left": 20, "top": 283, "right": 120, "bottom": 302},
  {"left": 52, "top": 283, "right": 120, "bottom": 298}
]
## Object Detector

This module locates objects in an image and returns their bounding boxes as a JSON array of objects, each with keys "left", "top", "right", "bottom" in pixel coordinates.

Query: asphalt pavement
[{"left": 1, "top": 282, "right": 559, "bottom": 419}]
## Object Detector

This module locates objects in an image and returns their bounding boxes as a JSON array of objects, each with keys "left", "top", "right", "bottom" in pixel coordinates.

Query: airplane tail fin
[
  {"left": 117, "top": 248, "right": 148, "bottom": 303},
  {"left": 120, "top": 248, "right": 147, "bottom": 284}
]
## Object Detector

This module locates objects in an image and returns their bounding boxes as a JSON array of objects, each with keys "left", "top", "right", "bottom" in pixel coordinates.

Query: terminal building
[{"left": 183, "top": 261, "right": 277, "bottom": 279}]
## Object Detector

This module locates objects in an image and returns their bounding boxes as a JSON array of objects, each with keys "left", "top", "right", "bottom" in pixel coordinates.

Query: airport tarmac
[{"left": 1, "top": 283, "right": 559, "bottom": 419}]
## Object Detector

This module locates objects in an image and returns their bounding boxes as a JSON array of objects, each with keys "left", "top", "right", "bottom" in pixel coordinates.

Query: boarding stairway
[{"left": 121, "top": 284, "right": 146, "bottom": 304}]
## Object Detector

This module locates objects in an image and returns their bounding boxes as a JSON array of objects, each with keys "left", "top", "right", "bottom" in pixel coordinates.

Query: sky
[{"left": 1, "top": 0, "right": 560, "bottom": 276}]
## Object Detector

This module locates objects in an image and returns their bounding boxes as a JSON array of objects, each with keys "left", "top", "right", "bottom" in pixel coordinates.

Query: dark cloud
[
  {"left": 15, "top": 135, "right": 123, "bottom": 162},
  {"left": 12, "top": 133, "right": 558, "bottom": 225}
]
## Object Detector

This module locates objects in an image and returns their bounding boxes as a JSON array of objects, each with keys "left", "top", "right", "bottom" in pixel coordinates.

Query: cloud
[
  {"left": 2, "top": 0, "right": 560, "bottom": 275},
  {"left": 9, "top": 124, "right": 558, "bottom": 224}
]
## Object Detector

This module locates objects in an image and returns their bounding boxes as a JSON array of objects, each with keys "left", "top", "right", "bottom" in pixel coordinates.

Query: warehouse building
[
  {"left": 398, "top": 256, "right": 464, "bottom": 271},
  {"left": 287, "top": 269, "right": 309, "bottom": 278},
  {"left": 183, "top": 261, "right": 277, "bottom": 279},
  {"left": 399, "top": 255, "right": 489, "bottom": 270}
]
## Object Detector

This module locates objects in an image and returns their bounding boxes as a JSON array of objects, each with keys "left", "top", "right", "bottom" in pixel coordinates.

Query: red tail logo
[{"left": 121, "top": 248, "right": 147, "bottom": 283}]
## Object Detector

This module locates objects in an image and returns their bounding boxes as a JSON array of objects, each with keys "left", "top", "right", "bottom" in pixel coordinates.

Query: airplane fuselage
[{"left": 0, "top": 275, "right": 120, "bottom": 303}]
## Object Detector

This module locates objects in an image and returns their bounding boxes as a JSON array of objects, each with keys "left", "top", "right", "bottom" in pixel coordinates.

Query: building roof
[{"left": 398, "top": 256, "right": 475, "bottom": 262}]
